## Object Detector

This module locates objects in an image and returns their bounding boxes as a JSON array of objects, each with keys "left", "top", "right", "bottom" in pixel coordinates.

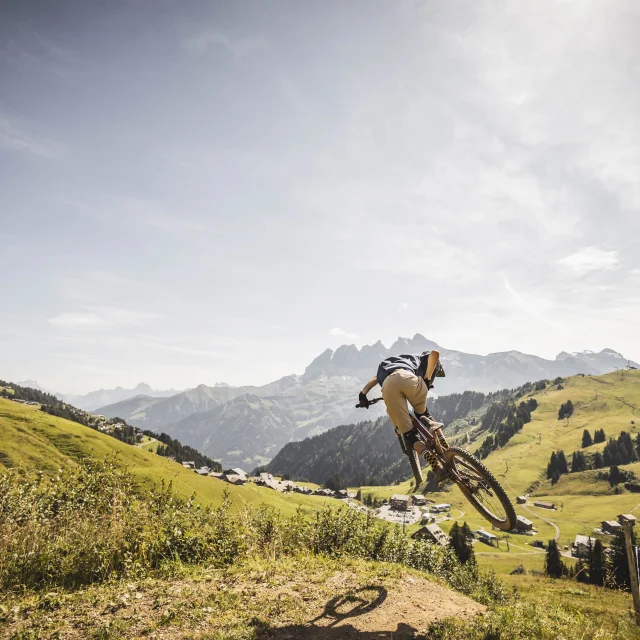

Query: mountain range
[
  {"left": 93, "top": 334, "right": 638, "bottom": 468},
  {"left": 60, "top": 383, "right": 182, "bottom": 411}
]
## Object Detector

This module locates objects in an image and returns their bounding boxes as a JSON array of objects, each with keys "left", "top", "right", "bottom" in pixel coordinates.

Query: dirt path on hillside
[
  {"left": 273, "top": 573, "right": 484, "bottom": 639},
  {"left": 3, "top": 560, "right": 485, "bottom": 639}
]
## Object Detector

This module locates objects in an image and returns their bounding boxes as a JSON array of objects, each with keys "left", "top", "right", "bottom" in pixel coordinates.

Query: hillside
[
  {"left": 266, "top": 389, "right": 497, "bottom": 486},
  {"left": 356, "top": 370, "right": 640, "bottom": 575},
  {"left": 0, "top": 398, "right": 338, "bottom": 516}
]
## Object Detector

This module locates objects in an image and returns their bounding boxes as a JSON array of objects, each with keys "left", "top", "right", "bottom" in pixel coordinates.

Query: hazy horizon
[{"left": 2, "top": 1, "right": 639, "bottom": 393}]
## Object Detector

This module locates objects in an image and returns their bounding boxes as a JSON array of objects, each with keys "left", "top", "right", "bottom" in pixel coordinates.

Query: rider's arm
[{"left": 361, "top": 376, "right": 379, "bottom": 395}]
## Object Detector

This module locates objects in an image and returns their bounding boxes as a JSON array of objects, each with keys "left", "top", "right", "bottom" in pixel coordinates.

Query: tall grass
[{"left": 0, "top": 458, "right": 506, "bottom": 604}]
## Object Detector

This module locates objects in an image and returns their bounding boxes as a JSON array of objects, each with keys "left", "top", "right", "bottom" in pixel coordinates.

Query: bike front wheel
[{"left": 445, "top": 446, "right": 516, "bottom": 531}]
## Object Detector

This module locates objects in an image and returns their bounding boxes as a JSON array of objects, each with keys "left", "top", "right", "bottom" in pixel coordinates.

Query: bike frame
[{"left": 409, "top": 415, "right": 462, "bottom": 484}]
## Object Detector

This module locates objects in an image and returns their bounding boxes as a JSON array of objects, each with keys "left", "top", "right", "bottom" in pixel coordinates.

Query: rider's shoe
[{"left": 419, "top": 413, "right": 444, "bottom": 431}]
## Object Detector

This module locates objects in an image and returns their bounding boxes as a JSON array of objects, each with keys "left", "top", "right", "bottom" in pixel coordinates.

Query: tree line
[
  {"left": 476, "top": 398, "right": 538, "bottom": 459},
  {"left": 547, "top": 430, "right": 640, "bottom": 484},
  {"left": 0, "top": 380, "right": 64, "bottom": 407},
  {"left": 142, "top": 430, "right": 222, "bottom": 471},
  {"left": 545, "top": 530, "right": 634, "bottom": 590}
]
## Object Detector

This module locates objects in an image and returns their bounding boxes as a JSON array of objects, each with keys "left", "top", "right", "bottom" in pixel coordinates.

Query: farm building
[
  {"left": 224, "top": 468, "right": 248, "bottom": 481},
  {"left": 209, "top": 472, "right": 224, "bottom": 479},
  {"left": 182, "top": 461, "right": 195, "bottom": 469},
  {"left": 411, "top": 494, "right": 426, "bottom": 506},
  {"left": 533, "top": 501, "right": 555, "bottom": 510},
  {"left": 476, "top": 530, "right": 498, "bottom": 546},
  {"left": 411, "top": 524, "right": 449, "bottom": 546},
  {"left": 619, "top": 514, "right": 638, "bottom": 526},
  {"left": 601, "top": 520, "right": 622, "bottom": 535},
  {"left": 194, "top": 467, "right": 210, "bottom": 476},
  {"left": 515, "top": 515, "right": 533, "bottom": 532},
  {"left": 390, "top": 494, "right": 412, "bottom": 511},
  {"left": 574, "top": 535, "right": 596, "bottom": 558},
  {"left": 223, "top": 473, "right": 247, "bottom": 486},
  {"left": 516, "top": 496, "right": 527, "bottom": 504}
]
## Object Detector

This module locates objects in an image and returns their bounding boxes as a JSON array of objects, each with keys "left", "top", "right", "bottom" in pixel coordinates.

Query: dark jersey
[{"left": 376, "top": 352, "right": 428, "bottom": 387}]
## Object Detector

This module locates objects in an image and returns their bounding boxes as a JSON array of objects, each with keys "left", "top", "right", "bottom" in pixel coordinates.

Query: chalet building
[
  {"left": 223, "top": 473, "right": 247, "bottom": 486},
  {"left": 224, "top": 468, "right": 248, "bottom": 481},
  {"left": 516, "top": 496, "right": 527, "bottom": 504},
  {"left": 412, "top": 524, "right": 449, "bottom": 546},
  {"left": 619, "top": 514, "right": 638, "bottom": 526},
  {"left": 602, "top": 520, "right": 622, "bottom": 535},
  {"left": 476, "top": 530, "right": 498, "bottom": 546},
  {"left": 533, "top": 501, "right": 555, "bottom": 510},
  {"left": 574, "top": 535, "right": 596, "bottom": 558},
  {"left": 195, "top": 467, "right": 210, "bottom": 476},
  {"left": 182, "top": 461, "right": 195, "bottom": 469},
  {"left": 390, "top": 494, "right": 412, "bottom": 511},
  {"left": 515, "top": 515, "right": 534, "bottom": 532},
  {"left": 411, "top": 495, "right": 427, "bottom": 506}
]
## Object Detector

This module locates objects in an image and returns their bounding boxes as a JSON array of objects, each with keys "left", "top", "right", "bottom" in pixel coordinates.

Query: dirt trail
[
  {"left": 4, "top": 560, "right": 485, "bottom": 639},
  {"left": 279, "top": 573, "right": 485, "bottom": 639}
]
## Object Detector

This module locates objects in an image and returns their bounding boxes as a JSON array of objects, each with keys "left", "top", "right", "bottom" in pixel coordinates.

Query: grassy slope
[
  {"left": 0, "top": 399, "right": 338, "bottom": 517},
  {"left": 361, "top": 370, "right": 640, "bottom": 573}
]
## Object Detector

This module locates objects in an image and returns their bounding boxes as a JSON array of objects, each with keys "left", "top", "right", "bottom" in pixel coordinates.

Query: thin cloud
[
  {"left": 558, "top": 247, "right": 620, "bottom": 275},
  {"left": 0, "top": 116, "right": 61, "bottom": 158},
  {"left": 398, "top": 303, "right": 409, "bottom": 313},
  {"left": 330, "top": 327, "right": 360, "bottom": 340}
]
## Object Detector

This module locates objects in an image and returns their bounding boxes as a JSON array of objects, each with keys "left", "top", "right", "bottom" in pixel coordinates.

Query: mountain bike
[{"left": 356, "top": 398, "right": 516, "bottom": 531}]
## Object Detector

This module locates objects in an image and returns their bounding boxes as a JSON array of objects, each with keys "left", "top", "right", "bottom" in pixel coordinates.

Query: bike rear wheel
[{"left": 445, "top": 446, "right": 516, "bottom": 531}]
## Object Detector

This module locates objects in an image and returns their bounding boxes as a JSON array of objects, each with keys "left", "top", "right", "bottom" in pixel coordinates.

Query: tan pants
[{"left": 381, "top": 369, "right": 428, "bottom": 434}]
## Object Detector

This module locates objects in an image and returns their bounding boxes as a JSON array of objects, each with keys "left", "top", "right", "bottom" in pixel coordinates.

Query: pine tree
[
  {"left": 594, "top": 428, "right": 606, "bottom": 444},
  {"left": 610, "top": 528, "right": 636, "bottom": 590},
  {"left": 593, "top": 452, "right": 604, "bottom": 469},
  {"left": 575, "top": 558, "right": 589, "bottom": 583},
  {"left": 589, "top": 539, "right": 606, "bottom": 586},
  {"left": 355, "top": 489, "right": 362, "bottom": 502},
  {"left": 449, "top": 522, "right": 475, "bottom": 564},
  {"left": 546, "top": 452, "right": 558, "bottom": 479},
  {"left": 609, "top": 465, "right": 623, "bottom": 486},
  {"left": 571, "top": 451, "right": 588, "bottom": 473},
  {"left": 582, "top": 430, "right": 593, "bottom": 448},
  {"left": 557, "top": 451, "right": 569, "bottom": 475},
  {"left": 545, "top": 539, "right": 565, "bottom": 578}
]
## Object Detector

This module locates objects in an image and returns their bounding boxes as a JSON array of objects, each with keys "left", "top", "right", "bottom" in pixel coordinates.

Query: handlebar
[{"left": 355, "top": 397, "right": 384, "bottom": 409}]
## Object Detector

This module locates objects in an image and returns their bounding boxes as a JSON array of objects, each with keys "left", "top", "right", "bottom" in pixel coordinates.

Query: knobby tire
[{"left": 445, "top": 445, "right": 516, "bottom": 531}]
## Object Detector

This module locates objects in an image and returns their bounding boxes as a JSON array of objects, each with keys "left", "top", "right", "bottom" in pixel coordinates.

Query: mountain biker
[{"left": 358, "top": 350, "right": 447, "bottom": 482}]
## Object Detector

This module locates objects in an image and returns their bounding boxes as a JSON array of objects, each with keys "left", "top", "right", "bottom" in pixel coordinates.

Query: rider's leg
[
  {"left": 381, "top": 370, "right": 418, "bottom": 435},
  {"left": 383, "top": 371, "right": 442, "bottom": 475}
]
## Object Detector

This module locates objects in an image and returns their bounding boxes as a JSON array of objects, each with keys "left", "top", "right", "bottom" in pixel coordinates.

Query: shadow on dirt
[{"left": 254, "top": 585, "right": 423, "bottom": 639}]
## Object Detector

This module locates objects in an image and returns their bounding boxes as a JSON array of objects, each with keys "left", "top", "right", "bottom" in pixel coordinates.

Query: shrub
[{"left": 0, "top": 457, "right": 507, "bottom": 605}]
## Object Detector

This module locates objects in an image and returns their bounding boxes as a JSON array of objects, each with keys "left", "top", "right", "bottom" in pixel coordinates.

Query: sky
[{"left": 1, "top": 0, "right": 639, "bottom": 393}]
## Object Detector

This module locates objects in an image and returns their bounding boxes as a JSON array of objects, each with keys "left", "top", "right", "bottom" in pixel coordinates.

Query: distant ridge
[{"left": 61, "top": 383, "right": 182, "bottom": 411}]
